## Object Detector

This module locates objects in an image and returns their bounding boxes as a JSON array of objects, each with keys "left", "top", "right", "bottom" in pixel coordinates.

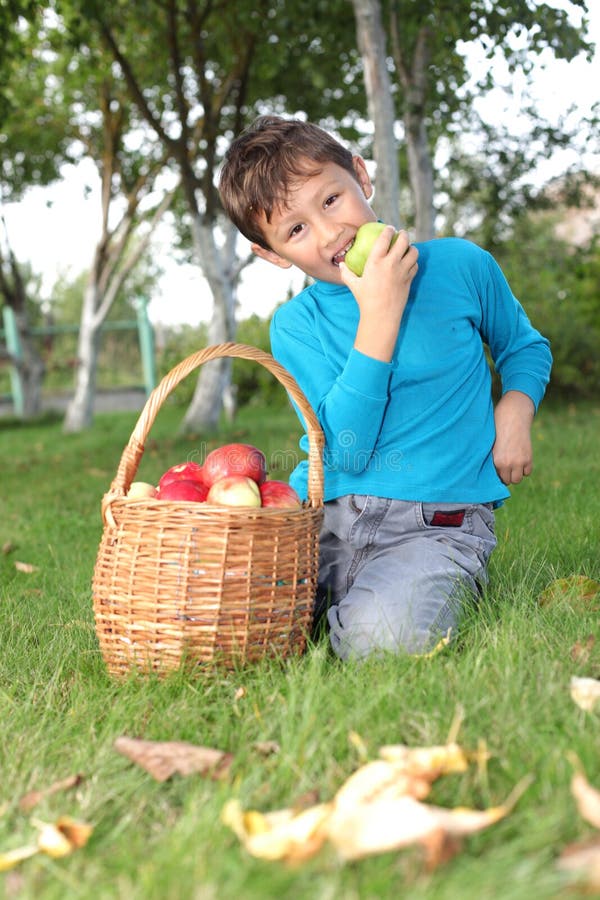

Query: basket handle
[{"left": 102, "top": 342, "right": 325, "bottom": 525}]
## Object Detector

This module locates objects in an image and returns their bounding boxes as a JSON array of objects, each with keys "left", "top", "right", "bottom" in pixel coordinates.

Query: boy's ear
[
  {"left": 352, "top": 155, "right": 374, "bottom": 201},
  {"left": 251, "top": 243, "right": 293, "bottom": 270}
]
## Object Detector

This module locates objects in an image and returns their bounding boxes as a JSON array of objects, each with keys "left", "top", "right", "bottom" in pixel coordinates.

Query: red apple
[
  {"left": 206, "top": 475, "right": 262, "bottom": 507},
  {"left": 158, "top": 479, "right": 208, "bottom": 502},
  {"left": 203, "top": 443, "right": 267, "bottom": 488},
  {"left": 158, "top": 461, "right": 206, "bottom": 493},
  {"left": 259, "top": 480, "right": 302, "bottom": 508}
]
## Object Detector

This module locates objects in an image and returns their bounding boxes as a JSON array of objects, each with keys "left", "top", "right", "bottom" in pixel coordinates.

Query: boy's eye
[
  {"left": 324, "top": 194, "right": 338, "bottom": 208},
  {"left": 289, "top": 223, "right": 304, "bottom": 238}
]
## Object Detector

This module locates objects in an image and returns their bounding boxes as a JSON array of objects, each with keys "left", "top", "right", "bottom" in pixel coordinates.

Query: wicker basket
[{"left": 92, "top": 342, "right": 324, "bottom": 677}]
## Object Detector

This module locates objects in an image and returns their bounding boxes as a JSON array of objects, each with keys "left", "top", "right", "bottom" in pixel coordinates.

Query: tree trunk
[
  {"left": 405, "top": 107, "right": 436, "bottom": 241},
  {"left": 0, "top": 226, "right": 46, "bottom": 418},
  {"left": 12, "top": 306, "right": 45, "bottom": 418},
  {"left": 390, "top": 18, "right": 436, "bottom": 240},
  {"left": 63, "top": 281, "right": 102, "bottom": 432},
  {"left": 351, "top": 0, "right": 401, "bottom": 228},
  {"left": 180, "top": 217, "right": 238, "bottom": 433}
]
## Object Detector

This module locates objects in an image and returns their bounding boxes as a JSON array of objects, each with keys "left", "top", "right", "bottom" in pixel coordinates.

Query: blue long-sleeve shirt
[{"left": 270, "top": 237, "right": 552, "bottom": 505}]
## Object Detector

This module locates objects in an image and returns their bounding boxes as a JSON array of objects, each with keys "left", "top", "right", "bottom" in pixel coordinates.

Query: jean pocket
[
  {"left": 349, "top": 494, "right": 368, "bottom": 514},
  {"left": 420, "top": 503, "right": 469, "bottom": 530}
]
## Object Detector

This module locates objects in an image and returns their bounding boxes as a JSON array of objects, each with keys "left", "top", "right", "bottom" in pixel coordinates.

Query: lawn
[{"left": 0, "top": 398, "right": 599, "bottom": 899}]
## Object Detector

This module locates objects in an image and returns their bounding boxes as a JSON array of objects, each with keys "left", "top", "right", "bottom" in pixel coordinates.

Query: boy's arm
[
  {"left": 492, "top": 390, "right": 535, "bottom": 485},
  {"left": 340, "top": 227, "right": 419, "bottom": 362}
]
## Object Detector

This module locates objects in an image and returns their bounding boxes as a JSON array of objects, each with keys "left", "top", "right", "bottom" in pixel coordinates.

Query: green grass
[{"left": 1, "top": 400, "right": 599, "bottom": 899}]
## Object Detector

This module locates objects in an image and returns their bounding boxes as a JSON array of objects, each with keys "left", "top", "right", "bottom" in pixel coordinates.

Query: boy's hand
[
  {"left": 340, "top": 227, "right": 418, "bottom": 362},
  {"left": 492, "top": 391, "right": 535, "bottom": 485}
]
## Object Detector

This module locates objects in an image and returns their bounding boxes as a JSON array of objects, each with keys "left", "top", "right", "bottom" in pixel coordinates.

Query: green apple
[{"left": 345, "top": 222, "right": 398, "bottom": 276}]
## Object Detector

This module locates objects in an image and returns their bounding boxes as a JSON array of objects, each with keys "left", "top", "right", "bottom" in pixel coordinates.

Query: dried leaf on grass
[
  {"left": 253, "top": 741, "right": 280, "bottom": 757},
  {"left": 114, "top": 736, "right": 233, "bottom": 782},
  {"left": 222, "top": 740, "right": 528, "bottom": 866},
  {"left": 0, "top": 817, "right": 93, "bottom": 872},
  {"left": 378, "top": 741, "right": 470, "bottom": 777},
  {"left": 14, "top": 561, "right": 38, "bottom": 574},
  {"left": 539, "top": 575, "right": 600, "bottom": 610},
  {"left": 0, "top": 846, "right": 38, "bottom": 873},
  {"left": 557, "top": 763, "right": 600, "bottom": 889},
  {"left": 570, "top": 676, "right": 600, "bottom": 711},
  {"left": 571, "top": 768, "right": 600, "bottom": 830},
  {"left": 571, "top": 635, "right": 595, "bottom": 665},
  {"left": 223, "top": 800, "right": 332, "bottom": 863},
  {"left": 558, "top": 835, "right": 600, "bottom": 890},
  {"left": 33, "top": 816, "right": 93, "bottom": 858},
  {"left": 19, "top": 774, "right": 84, "bottom": 812},
  {"left": 2, "top": 541, "right": 16, "bottom": 555}
]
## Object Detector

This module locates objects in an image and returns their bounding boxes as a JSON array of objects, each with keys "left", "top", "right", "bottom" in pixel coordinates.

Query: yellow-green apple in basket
[
  {"left": 126, "top": 481, "right": 158, "bottom": 500},
  {"left": 206, "top": 475, "right": 262, "bottom": 507}
]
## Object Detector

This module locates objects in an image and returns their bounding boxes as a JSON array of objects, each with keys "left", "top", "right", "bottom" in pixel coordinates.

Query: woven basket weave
[{"left": 92, "top": 342, "right": 324, "bottom": 677}]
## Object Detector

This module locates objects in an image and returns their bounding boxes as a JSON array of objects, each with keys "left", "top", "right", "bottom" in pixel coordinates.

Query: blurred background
[{"left": 1, "top": 0, "right": 598, "bottom": 430}]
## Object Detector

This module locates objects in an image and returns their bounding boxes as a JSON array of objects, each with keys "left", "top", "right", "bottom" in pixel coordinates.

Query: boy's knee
[{"left": 326, "top": 595, "right": 458, "bottom": 661}]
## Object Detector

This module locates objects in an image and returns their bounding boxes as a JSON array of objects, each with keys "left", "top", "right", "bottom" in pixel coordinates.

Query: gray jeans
[{"left": 317, "top": 496, "right": 497, "bottom": 660}]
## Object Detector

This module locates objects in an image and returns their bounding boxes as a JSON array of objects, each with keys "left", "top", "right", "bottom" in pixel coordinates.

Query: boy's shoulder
[
  {"left": 271, "top": 279, "right": 343, "bottom": 329},
  {"left": 415, "top": 236, "right": 487, "bottom": 262}
]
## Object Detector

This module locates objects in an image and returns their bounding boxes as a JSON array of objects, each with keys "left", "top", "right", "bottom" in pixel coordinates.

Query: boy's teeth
[{"left": 333, "top": 240, "right": 354, "bottom": 266}]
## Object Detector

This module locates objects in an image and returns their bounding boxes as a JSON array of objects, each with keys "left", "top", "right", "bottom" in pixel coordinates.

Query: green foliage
[
  {"left": 155, "top": 322, "right": 208, "bottom": 408},
  {"left": 0, "top": 401, "right": 599, "bottom": 897},
  {"left": 232, "top": 314, "right": 289, "bottom": 410},
  {"left": 154, "top": 314, "right": 289, "bottom": 412},
  {"left": 495, "top": 213, "right": 600, "bottom": 399}
]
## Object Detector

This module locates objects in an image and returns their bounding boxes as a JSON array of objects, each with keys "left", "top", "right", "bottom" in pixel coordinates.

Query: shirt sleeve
[
  {"left": 270, "top": 308, "right": 392, "bottom": 473},
  {"left": 479, "top": 251, "right": 552, "bottom": 411}
]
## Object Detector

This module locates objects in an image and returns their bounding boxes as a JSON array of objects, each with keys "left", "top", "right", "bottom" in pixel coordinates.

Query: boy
[{"left": 219, "top": 115, "right": 552, "bottom": 661}]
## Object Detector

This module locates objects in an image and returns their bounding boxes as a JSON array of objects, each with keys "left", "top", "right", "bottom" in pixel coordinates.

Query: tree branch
[{"left": 97, "top": 18, "right": 177, "bottom": 154}]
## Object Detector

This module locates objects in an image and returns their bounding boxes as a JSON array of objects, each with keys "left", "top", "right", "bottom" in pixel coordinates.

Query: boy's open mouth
[{"left": 332, "top": 239, "right": 354, "bottom": 267}]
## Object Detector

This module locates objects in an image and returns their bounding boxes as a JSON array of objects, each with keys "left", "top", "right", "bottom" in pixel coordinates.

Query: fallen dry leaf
[
  {"left": 539, "top": 575, "right": 600, "bottom": 610},
  {"left": 570, "top": 676, "right": 600, "bottom": 712},
  {"left": 14, "top": 561, "right": 38, "bottom": 574},
  {"left": 223, "top": 741, "right": 527, "bottom": 866},
  {"left": 327, "top": 793, "right": 509, "bottom": 861},
  {"left": 222, "top": 799, "right": 331, "bottom": 863},
  {"left": 571, "top": 635, "right": 596, "bottom": 665},
  {"left": 417, "top": 628, "right": 453, "bottom": 658},
  {"left": 0, "top": 817, "right": 92, "bottom": 872},
  {"left": 253, "top": 741, "right": 280, "bottom": 757},
  {"left": 558, "top": 835, "right": 600, "bottom": 891},
  {"left": 571, "top": 770, "right": 600, "bottom": 829},
  {"left": 33, "top": 816, "right": 93, "bottom": 858},
  {"left": 114, "top": 736, "right": 233, "bottom": 782},
  {"left": 19, "top": 774, "right": 84, "bottom": 812},
  {"left": 0, "top": 845, "right": 38, "bottom": 873},
  {"left": 378, "top": 742, "right": 469, "bottom": 778},
  {"left": 2, "top": 541, "right": 16, "bottom": 555}
]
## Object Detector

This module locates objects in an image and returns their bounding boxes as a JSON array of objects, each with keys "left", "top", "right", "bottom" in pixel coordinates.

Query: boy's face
[{"left": 250, "top": 156, "right": 377, "bottom": 284}]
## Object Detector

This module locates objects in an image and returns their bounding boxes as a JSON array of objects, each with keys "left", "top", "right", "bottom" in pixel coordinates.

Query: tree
[
  {"left": 0, "top": 5, "right": 73, "bottom": 417},
  {"left": 0, "top": 216, "right": 46, "bottom": 415},
  {"left": 60, "top": 68, "right": 175, "bottom": 431},
  {"left": 350, "top": 0, "right": 400, "bottom": 227},
  {"left": 1, "top": 9, "right": 175, "bottom": 427},
  {"left": 352, "top": 0, "right": 594, "bottom": 240},
  {"left": 56, "top": 0, "right": 372, "bottom": 431}
]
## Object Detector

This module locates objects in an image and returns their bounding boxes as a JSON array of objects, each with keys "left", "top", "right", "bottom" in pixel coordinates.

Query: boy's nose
[{"left": 317, "top": 218, "right": 342, "bottom": 247}]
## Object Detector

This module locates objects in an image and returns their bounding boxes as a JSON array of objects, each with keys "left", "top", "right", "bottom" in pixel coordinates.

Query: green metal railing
[{"left": 0, "top": 298, "right": 157, "bottom": 417}]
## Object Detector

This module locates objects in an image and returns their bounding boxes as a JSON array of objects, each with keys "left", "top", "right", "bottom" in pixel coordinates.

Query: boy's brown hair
[{"left": 218, "top": 115, "right": 357, "bottom": 250}]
